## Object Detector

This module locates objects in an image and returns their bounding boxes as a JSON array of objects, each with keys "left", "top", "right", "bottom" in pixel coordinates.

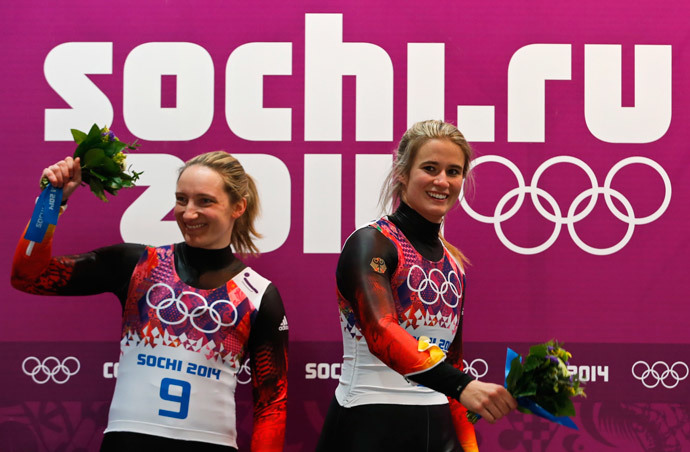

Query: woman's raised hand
[{"left": 41, "top": 156, "right": 82, "bottom": 201}]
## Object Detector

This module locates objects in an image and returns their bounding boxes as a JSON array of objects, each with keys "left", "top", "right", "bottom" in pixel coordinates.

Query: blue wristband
[{"left": 24, "top": 185, "right": 63, "bottom": 243}]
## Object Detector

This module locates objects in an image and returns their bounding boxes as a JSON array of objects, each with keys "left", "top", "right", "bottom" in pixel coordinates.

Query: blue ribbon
[
  {"left": 505, "top": 347, "right": 578, "bottom": 430},
  {"left": 24, "top": 186, "right": 63, "bottom": 243}
]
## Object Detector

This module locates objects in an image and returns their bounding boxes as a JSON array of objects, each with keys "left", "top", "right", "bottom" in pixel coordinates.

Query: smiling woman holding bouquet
[
  {"left": 316, "top": 120, "right": 517, "bottom": 452},
  {"left": 11, "top": 151, "right": 288, "bottom": 452}
]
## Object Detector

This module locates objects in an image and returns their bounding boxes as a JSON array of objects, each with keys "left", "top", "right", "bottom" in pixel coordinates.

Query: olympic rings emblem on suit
[
  {"left": 236, "top": 358, "right": 252, "bottom": 385},
  {"left": 146, "top": 283, "right": 238, "bottom": 334},
  {"left": 460, "top": 156, "right": 671, "bottom": 255},
  {"left": 632, "top": 360, "right": 688, "bottom": 389},
  {"left": 406, "top": 265, "right": 461, "bottom": 308},
  {"left": 462, "top": 358, "right": 489, "bottom": 379},
  {"left": 22, "top": 356, "right": 80, "bottom": 384}
]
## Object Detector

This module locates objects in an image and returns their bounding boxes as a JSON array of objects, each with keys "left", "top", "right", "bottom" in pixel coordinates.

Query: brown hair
[
  {"left": 380, "top": 120, "right": 474, "bottom": 268},
  {"left": 180, "top": 151, "right": 261, "bottom": 256}
]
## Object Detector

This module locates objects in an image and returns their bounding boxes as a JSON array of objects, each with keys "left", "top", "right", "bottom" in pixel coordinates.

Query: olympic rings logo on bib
[
  {"left": 22, "top": 356, "right": 80, "bottom": 384},
  {"left": 406, "top": 265, "right": 461, "bottom": 308},
  {"left": 460, "top": 155, "right": 671, "bottom": 255},
  {"left": 632, "top": 360, "right": 688, "bottom": 389},
  {"left": 146, "top": 283, "right": 238, "bottom": 334}
]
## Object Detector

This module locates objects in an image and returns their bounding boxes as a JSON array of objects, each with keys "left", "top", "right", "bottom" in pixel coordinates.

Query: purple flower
[{"left": 548, "top": 355, "right": 559, "bottom": 364}]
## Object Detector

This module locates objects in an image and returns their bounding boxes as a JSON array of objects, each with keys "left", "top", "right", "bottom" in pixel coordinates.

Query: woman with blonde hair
[
  {"left": 12, "top": 151, "right": 288, "bottom": 451},
  {"left": 317, "top": 120, "right": 515, "bottom": 451}
]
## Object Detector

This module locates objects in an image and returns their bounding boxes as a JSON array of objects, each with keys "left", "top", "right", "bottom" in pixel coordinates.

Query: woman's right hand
[
  {"left": 41, "top": 156, "right": 82, "bottom": 201},
  {"left": 460, "top": 380, "right": 517, "bottom": 423}
]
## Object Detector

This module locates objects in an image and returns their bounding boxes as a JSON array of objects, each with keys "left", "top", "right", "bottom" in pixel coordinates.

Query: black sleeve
[
  {"left": 247, "top": 283, "right": 288, "bottom": 449},
  {"left": 407, "top": 361, "right": 474, "bottom": 400},
  {"left": 59, "top": 243, "right": 146, "bottom": 305},
  {"left": 335, "top": 227, "right": 399, "bottom": 302}
]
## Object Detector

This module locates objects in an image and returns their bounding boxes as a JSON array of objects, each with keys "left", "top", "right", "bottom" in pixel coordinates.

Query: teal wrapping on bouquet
[
  {"left": 504, "top": 347, "right": 578, "bottom": 430},
  {"left": 24, "top": 185, "right": 63, "bottom": 243}
]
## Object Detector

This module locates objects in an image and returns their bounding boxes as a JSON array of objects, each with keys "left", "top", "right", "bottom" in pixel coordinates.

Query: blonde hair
[
  {"left": 380, "top": 120, "right": 474, "bottom": 268},
  {"left": 180, "top": 151, "right": 261, "bottom": 256}
]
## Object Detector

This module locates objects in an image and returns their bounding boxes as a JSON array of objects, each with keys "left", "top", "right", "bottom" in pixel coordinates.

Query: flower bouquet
[
  {"left": 467, "top": 340, "right": 586, "bottom": 429},
  {"left": 40, "top": 124, "right": 142, "bottom": 201}
]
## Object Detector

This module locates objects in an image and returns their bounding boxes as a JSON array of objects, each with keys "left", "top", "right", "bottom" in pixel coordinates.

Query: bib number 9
[{"left": 158, "top": 377, "right": 191, "bottom": 419}]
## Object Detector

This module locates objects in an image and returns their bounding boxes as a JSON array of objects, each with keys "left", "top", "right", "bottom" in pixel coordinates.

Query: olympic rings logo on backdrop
[
  {"left": 146, "top": 283, "right": 238, "bottom": 334},
  {"left": 462, "top": 359, "right": 488, "bottom": 380},
  {"left": 22, "top": 356, "right": 80, "bottom": 384},
  {"left": 236, "top": 358, "right": 251, "bottom": 385},
  {"left": 407, "top": 265, "right": 461, "bottom": 308},
  {"left": 632, "top": 361, "right": 688, "bottom": 389},
  {"left": 460, "top": 156, "right": 671, "bottom": 255}
]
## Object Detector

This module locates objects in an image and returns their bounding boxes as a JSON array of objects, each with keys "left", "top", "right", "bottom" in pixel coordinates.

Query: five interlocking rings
[
  {"left": 460, "top": 156, "right": 671, "bottom": 255},
  {"left": 146, "top": 283, "right": 238, "bottom": 334},
  {"left": 632, "top": 360, "right": 688, "bottom": 389},
  {"left": 462, "top": 358, "right": 489, "bottom": 380},
  {"left": 406, "top": 265, "right": 461, "bottom": 308},
  {"left": 22, "top": 356, "right": 80, "bottom": 384}
]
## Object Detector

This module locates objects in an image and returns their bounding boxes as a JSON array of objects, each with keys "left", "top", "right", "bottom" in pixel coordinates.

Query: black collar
[{"left": 176, "top": 242, "right": 236, "bottom": 272}]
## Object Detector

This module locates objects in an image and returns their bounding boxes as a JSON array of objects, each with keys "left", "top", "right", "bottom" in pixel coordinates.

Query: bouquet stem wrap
[{"left": 23, "top": 186, "right": 63, "bottom": 255}]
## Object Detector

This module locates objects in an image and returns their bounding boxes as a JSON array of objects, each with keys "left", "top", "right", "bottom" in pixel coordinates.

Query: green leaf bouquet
[
  {"left": 41, "top": 124, "right": 142, "bottom": 201},
  {"left": 467, "top": 340, "right": 586, "bottom": 429}
]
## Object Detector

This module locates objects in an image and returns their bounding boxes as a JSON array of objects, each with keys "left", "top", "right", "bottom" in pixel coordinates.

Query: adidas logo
[{"left": 278, "top": 316, "right": 289, "bottom": 331}]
